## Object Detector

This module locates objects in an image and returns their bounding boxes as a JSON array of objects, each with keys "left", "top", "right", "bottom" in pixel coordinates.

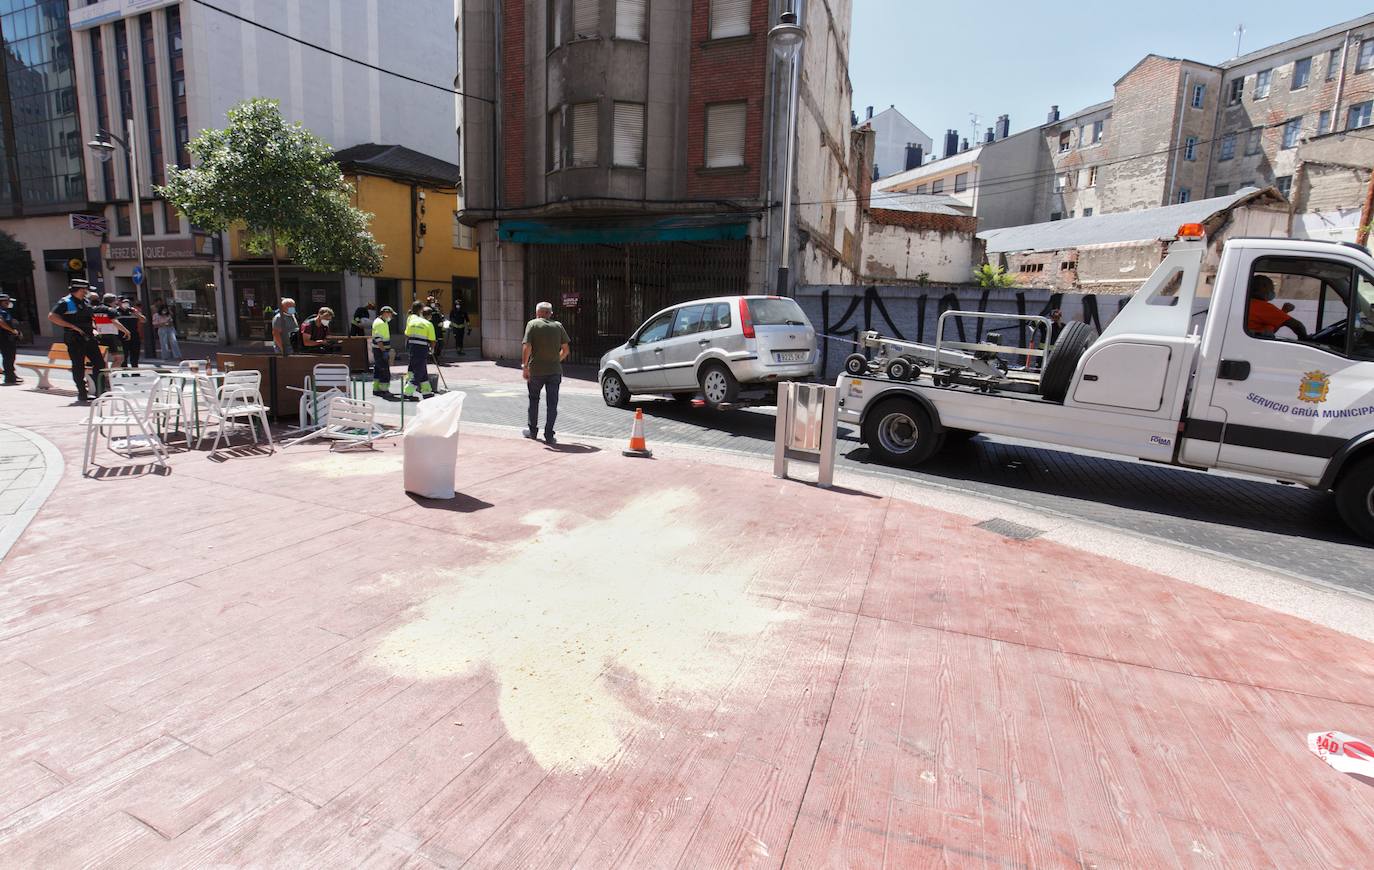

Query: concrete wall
[
  {"left": 975, "top": 128, "right": 1046, "bottom": 229},
  {"left": 1290, "top": 131, "right": 1374, "bottom": 242},
  {"left": 869, "top": 107, "right": 932, "bottom": 179},
  {"left": 860, "top": 211, "right": 976, "bottom": 285}
]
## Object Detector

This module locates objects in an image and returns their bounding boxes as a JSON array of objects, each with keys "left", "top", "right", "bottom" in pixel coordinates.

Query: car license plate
[{"left": 775, "top": 351, "right": 808, "bottom": 363}]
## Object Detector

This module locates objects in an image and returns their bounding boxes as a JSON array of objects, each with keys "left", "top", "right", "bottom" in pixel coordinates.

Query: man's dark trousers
[
  {"left": 0, "top": 332, "right": 16, "bottom": 383},
  {"left": 122, "top": 336, "right": 141, "bottom": 368},
  {"left": 527, "top": 373, "right": 561, "bottom": 439},
  {"left": 65, "top": 336, "right": 104, "bottom": 397}
]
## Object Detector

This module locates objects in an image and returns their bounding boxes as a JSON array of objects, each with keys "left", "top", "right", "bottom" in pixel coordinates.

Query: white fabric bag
[{"left": 402, "top": 391, "right": 466, "bottom": 498}]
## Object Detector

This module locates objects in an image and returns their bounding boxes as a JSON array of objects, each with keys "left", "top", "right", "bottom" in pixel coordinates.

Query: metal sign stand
[{"left": 773, "top": 382, "right": 839, "bottom": 488}]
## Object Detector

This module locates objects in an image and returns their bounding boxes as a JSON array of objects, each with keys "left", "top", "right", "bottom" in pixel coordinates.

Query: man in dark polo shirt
[
  {"left": 521, "top": 301, "right": 571, "bottom": 445},
  {"left": 48, "top": 279, "right": 117, "bottom": 401}
]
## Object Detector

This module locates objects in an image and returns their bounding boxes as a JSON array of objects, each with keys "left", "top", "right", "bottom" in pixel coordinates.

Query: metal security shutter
[
  {"left": 615, "top": 0, "right": 646, "bottom": 40},
  {"left": 705, "top": 102, "right": 746, "bottom": 167},
  {"left": 613, "top": 103, "right": 644, "bottom": 167},
  {"left": 573, "top": 0, "right": 597, "bottom": 38},
  {"left": 571, "top": 102, "right": 598, "bottom": 167},
  {"left": 709, "top": 0, "right": 750, "bottom": 39}
]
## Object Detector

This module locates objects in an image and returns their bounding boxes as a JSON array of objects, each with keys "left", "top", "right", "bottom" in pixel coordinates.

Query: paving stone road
[{"left": 391, "top": 374, "right": 1374, "bottom": 599}]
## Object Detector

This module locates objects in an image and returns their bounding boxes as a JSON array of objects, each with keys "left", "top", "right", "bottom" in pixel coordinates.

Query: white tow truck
[{"left": 835, "top": 224, "right": 1374, "bottom": 542}]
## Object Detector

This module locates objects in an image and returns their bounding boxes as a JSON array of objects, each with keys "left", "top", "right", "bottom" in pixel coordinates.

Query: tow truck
[{"left": 835, "top": 223, "right": 1374, "bottom": 542}]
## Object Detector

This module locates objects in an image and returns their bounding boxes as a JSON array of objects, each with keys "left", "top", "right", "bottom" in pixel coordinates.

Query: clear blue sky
[{"left": 850, "top": 1, "right": 1374, "bottom": 145}]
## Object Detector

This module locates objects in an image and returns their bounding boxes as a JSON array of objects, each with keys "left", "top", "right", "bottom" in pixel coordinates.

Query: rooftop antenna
[
  {"left": 968, "top": 112, "right": 981, "bottom": 149},
  {"left": 1233, "top": 22, "right": 1246, "bottom": 58}
]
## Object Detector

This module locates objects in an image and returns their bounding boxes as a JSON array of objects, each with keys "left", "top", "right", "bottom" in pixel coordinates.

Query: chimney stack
[
  {"left": 872, "top": 163, "right": 880, "bottom": 182},
  {"left": 995, "top": 114, "right": 1010, "bottom": 140},
  {"left": 866, "top": 106, "right": 874, "bottom": 120},
  {"left": 943, "top": 129, "right": 959, "bottom": 158},
  {"left": 984, "top": 127, "right": 994, "bottom": 144},
  {"left": 905, "top": 143, "right": 923, "bottom": 170},
  {"left": 1047, "top": 105, "right": 1060, "bottom": 123},
  {"left": 850, "top": 109, "right": 858, "bottom": 126},
  {"left": 960, "top": 137, "right": 969, "bottom": 152}
]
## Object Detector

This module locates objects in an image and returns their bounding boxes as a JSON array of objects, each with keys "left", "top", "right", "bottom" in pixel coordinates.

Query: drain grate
[{"left": 975, "top": 517, "right": 1044, "bottom": 541}]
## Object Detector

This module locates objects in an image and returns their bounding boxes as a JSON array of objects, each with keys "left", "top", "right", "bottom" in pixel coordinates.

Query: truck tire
[
  {"left": 699, "top": 361, "right": 739, "bottom": 408},
  {"left": 1039, "top": 321, "right": 1096, "bottom": 403},
  {"left": 844, "top": 353, "right": 869, "bottom": 376},
  {"left": 862, "top": 398, "right": 943, "bottom": 467},
  {"left": 1334, "top": 456, "right": 1374, "bottom": 543},
  {"left": 885, "top": 357, "right": 914, "bottom": 381}
]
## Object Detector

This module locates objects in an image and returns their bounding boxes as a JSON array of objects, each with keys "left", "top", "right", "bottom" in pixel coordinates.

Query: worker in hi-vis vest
[
  {"left": 370, "top": 305, "right": 396, "bottom": 398},
  {"left": 403, "top": 301, "right": 436, "bottom": 401}
]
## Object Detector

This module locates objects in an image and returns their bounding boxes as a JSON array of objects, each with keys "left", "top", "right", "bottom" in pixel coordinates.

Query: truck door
[{"left": 1202, "top": 249, "right": 1374, "bottom": 482}]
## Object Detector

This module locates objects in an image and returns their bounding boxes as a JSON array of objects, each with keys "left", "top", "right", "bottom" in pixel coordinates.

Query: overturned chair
[{"left": 282, "top": 395, "right": 388, "bottom": 452}]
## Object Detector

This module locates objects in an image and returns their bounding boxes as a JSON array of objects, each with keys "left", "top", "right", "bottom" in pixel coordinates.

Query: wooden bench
[{"left": 19, "top": 343, "right": 110, "bottom": 392}]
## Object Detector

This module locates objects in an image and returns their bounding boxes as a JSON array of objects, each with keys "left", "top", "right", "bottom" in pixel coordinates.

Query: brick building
[{"left": 458, "top": 0, "right": 866, "bottom": 364}]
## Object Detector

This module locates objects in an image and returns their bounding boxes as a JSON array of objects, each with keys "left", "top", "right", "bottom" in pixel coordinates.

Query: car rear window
[{"left": 746, "top": 298, "right": 809, "bottom": 326}]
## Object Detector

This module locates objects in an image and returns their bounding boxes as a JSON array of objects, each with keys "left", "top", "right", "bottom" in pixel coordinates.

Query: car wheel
[
  {"left": 844, "top": 353, "right": 869, "bottom": 376},
  {"left": 601, "top": 371, "right": 630, "bottom": 408},
  {"left": 861, "top": 398, "right": 943, "bottom": 467},
  {"left": 1039, "top": 321, "right": 1096, "bottom": 403},
  {"left": 699, "top": 362, "right": 739, "bottom": 408},
  {"left": 1334, "top": 456, "right": 1374, "bottom": 543}
]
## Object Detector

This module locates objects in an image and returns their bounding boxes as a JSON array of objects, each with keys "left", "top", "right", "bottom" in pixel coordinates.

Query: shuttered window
[
  {"left": 547, "top": 108, "right": 563, "bottom": 170},
  {"left": 705, "top": 102, "right": 746, "bottom": 168},
  {"left": 573, "top": 0, "right": 597, "bottom": 38},
  {"left": 709, "top": 0, "right": 750, "bottom": 39},
  {"left": 613, "top": 102, "right": 645, "bottom": 167},
  {"left": 570, "top": 102, "right": 598, "bottom": 166},
  {"left": 615, "top": 0, "right": 646, "bottom": 40}
]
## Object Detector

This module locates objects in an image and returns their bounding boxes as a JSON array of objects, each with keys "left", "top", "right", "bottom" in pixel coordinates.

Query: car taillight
[{"left": 739, "top": 299, "right": 755, "bottom": 338}]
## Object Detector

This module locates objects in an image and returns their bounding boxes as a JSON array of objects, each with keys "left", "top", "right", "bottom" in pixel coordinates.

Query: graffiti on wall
[{"left": 797, "top": 285, "right": 1131, "bottom": 379}]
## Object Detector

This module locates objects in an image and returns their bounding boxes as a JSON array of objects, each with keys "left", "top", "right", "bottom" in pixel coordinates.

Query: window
[
  {"left": 1348, "top": 100, "right": 1373, "bottom": 130},
  {"left": 547, "top": 108, "right": 563, "bottom": 170},
  {"left": 1359, "top": 38, "right": 1374, "bottom": 72},
  {"left": 162, "top": 201, "right": 180, "bottom": 234},
  {"left": 1068, "top": 211, "right": 1076, "bottom": 219},
  {"left": 1245, "top": 128, "right": 1262, "bottom": 155},
  {"left": 930, "top": 178, "right": 944, "bottom": 194},
  {"left": 1177, "top": 188, "right": 1191, "bottom": 203},
  {"left": 1244, "top": 256, "right": 1374, "bottom": 361},
  {"left": 1092, "top": 120, "right": 1104, "bottom": 143},
  {"left": 1292, "top": 57, "right": 1312, "bottom": 89},
  {"left": 1281, "top": 117, "right": 1302, "bottom": 149},
  {"left": 1087, "top": 166, "right": 1098, "bottom": 186},
  {"left": 612, "top": 102, "right": 645, "bottom": 167},
  {"left": 953, "top": 172, "right": 968, "bottom": 193},
  {"left": 706, "top": 302, "right": 732, "bottom": 331},
  {"left": 1227, "top": 78, "right": 1244, "bottom": 105},
  {"left": 636, "top": 311, "right": 674, "bottom": 344},
  {"left": 1254, "top": 68, "right": 1272, "bottom": 99},
  {"left": 115, "top": 204, "right": 131, "bottom": 237},
  {"left": 1213, "top": 184, "right": 1230, "bottom": 197},
  {"left": 1276, "top": 175, "right": 1292, "bottom": 197},
  {"left": 670, "top": 305, "right": 708, "bottom": 337},
  {"left": 1219, "top": 133, "right": 1236, "bottom": 161},
  {"left": 1191, "top": 82, "right": 1206, "bottom": 108},
  {"left": 1328, "top": 47, "right": 1342, "bottom": 81},
  {"left": 1318, "top": 110, "right": 1332, "bottom": 135},
  {"left": 914, "top": 183, "right": 928, "bottom": 194},
  {"left": 1184, "top": 136, "right": 1198, "bottom": 161},
  {"left": 615, "top": 0, "right": 645, "bottom": 40},
  {"left": 1078, "top": 125, "right": 1088, "bottom": 148},
  {"left": 1050, "top": 212, "right": 1063, "bottom": 221},
  {"left": 1058, "top": 131, "right": 1071, "bottom": 153},
  {"left": 1082, "top": 207, "right": 1094, "bottom": 217},
  {"left": 573, "top": 0, "right": 597, "bottom": 38},
  {"left": 709, "top": 0, "right": 750, "bottom": 39},
  {"left": 704, "top": 102, "right": 746, "bottom": 168},
  {"left": 569, "top": 102, "right": 598, "bottom": 166},
  {"left": 1054, "top": 173, "right": 1068, "bottom": 191}
]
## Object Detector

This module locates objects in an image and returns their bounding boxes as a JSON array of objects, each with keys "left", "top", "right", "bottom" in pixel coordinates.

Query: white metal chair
[
  {"left": 177, "top": 359, "right": 210, "bottom": 371},
  {"left": 110, "top": 370, "right": 185, "bottom": 443},
  {"left": 283, "top": 396, "right": 389, "bottom": 451},
  {"left": 82, "top": 393, "right": 168, "bottom": 477},
  {"left": 286, "top": 363, "right": 353, "bottom": 436},
  {"left": 197, "top": 371, "right": 275, "bottom": 455}
]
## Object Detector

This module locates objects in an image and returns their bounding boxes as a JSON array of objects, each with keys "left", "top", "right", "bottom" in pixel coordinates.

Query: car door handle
[
  {"left": 1218, "top": 359, "right": 1250, "bottom": 380},
  {"left": 653, "top": 348, "right": 663, "bottom": 353},
  {"left": 698, "top": 339, "right": 711, "bottom": 345}
]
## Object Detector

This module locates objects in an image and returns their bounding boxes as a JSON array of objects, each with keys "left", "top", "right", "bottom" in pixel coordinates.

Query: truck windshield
[{"left": 747, "top": 298, "right": 809, "bottom": 326}]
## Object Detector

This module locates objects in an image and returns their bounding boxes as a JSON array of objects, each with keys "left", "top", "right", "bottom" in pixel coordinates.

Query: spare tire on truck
[{"left": 1039, "top": 320, "right": 1096, "bottom": 403}]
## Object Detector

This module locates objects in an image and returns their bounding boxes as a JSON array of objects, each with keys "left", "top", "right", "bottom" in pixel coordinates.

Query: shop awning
[{"left": 497, "top": 218, "right": 750, "bottom": 245}]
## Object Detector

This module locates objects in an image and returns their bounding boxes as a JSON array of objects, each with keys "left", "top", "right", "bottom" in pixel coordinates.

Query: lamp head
[
  {"left": 86, "top": 135, "right": 116, "bottom": 163},
  {"left": 769, "top": 10, "right": 804, "bottom": 58}
]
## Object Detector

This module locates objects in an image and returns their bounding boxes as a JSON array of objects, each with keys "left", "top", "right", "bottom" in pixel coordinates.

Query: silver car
[{"left": 599, "top": 296, "right": 818, "bottom": 408}]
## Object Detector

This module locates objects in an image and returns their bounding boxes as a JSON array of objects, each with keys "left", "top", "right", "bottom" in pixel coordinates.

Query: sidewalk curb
[{"left": 0, "top": 422, "right": 64, "bottom": 564}]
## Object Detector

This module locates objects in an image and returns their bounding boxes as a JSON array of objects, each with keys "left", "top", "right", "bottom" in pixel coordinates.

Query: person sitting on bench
[{"left": 300, "top": 307, "right": 341, "bottom": 353}]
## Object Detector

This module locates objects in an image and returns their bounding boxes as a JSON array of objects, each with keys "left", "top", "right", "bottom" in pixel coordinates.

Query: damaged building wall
[
  {"left": 860, "top": 209, "right": 978, "bottom": 285},
  {"left": 1289, "top": 132, "right": 1374, "bottom": 242}
]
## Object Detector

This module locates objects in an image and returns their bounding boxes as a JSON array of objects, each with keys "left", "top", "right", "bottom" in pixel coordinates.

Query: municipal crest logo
[{"left": 1297, "top": 370, "right": 1330, "bottom": 404}]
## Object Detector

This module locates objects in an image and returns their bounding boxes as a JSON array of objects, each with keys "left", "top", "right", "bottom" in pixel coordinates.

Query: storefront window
[
  {"left": 231, "top": 272, "right": 342, "bottom": 342},
  {"left": 145, "top": 265, "right": 216, "bottom": 342}
]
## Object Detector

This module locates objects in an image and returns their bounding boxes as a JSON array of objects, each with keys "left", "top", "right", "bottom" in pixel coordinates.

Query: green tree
[
  {"left": 0, "top": 229, "right": 33, "bottom": 284},
  {"left": 972, "top": 263, "right": 1016, "bottom": 288},
  {"left": 158, "top": 98, "right": 383, "bottom": 305}
]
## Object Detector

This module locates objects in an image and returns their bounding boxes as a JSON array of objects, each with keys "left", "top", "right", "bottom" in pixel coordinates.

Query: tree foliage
[
  {"left": 0, "top": 229, "right": 34, "bottom": 283},
  {"left": 158, "top": 98, "right": 383, "bottom": 301},
  {"left": 972, "top": 263, "right": 1016, "bottom": 288}
]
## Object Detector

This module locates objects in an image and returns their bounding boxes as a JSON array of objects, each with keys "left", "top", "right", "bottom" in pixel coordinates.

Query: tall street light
[
  {"left": 769, "top": 8, "right": 805, "bottom": 296},
  {"left": 88, "top": 117, "right": 154, "bottom": 359}
]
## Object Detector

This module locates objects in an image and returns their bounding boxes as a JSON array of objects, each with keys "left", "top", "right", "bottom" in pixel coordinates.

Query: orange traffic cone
[{"left": 622, "top": 408, "right": 654, "bottom": 458}]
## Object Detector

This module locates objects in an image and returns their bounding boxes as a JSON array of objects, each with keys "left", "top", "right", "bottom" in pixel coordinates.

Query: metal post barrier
[{"left": 773, "top": 381, "right": 839, "bottom": 488}]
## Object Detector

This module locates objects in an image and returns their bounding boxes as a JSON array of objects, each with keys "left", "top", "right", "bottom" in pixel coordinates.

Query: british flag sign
[{"left": 69, "top": 213, "right": 107, "bottom": 234}]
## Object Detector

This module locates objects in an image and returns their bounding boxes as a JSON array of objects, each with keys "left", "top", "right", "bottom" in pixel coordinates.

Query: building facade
[
  {"left": 459, "top": 0, "right": 865, "bottom": 364},
  {"left": 864, "top": 104, "right": 931, "bottom": 181}
]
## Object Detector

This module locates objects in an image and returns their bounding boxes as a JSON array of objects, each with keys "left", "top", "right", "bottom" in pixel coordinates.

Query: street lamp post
[
  {"left": 769, "top": 8, "right": 805, "bottom": 296},
  {"left": 88, "top": 118, "right": 155, "bottom": 359}
]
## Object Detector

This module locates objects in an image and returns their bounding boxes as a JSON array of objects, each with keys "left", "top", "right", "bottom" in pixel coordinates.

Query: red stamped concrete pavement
[{"left": 1, "top": 387, "right": 1373, "bottom": 867}]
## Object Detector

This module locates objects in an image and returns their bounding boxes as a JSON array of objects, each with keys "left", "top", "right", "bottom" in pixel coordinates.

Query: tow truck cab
[{"left": 837, "top": 226, "right": 1374, "bottom": 541}]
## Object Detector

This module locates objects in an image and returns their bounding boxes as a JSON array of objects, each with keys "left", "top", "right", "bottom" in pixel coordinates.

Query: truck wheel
[
  {"left": 601, "top": 371, "right": 630, "bottom": 408},
  {"left": 844, "top": 353, "right": 869, "bottom": 376},
  {"left": 885, "top": 357, "right": 914, "bottom": 381},
  {"left": 699, "top": 362, "right": 739, "bottom": 408},
  {"left": 862, "top": 398, "right": 943, "bottom": 467},
  {"left": 1334, "top": 457, "right": 1374, "bottom": 543},
  {"left": 1039, "top": 321, "right": 1096, "bottom": 403}
]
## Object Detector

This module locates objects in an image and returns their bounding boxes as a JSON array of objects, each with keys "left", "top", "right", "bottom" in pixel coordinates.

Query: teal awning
[{"left": 497, "top": 218, "right": 749, "bottom": 245}]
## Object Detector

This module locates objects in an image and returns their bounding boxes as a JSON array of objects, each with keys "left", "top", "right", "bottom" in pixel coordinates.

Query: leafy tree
[
  {"left": 0, "top": 229, "right": 33, "bottom": 284},
  {"left": 158, "top": 98, "right": 383, "bottom": 305},
  {"left": 972, "top": 263, "right": 1016, "bottom": 288}
]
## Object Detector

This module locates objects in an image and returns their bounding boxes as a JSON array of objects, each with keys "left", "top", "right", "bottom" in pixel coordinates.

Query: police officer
[
  {"left": 115, "top": 297, "right": 146, "bottom": 368},
  {"left": 47, "top": 279, "right": 107, "bottom": 401},
  {"left": 0, "top": 292, "right": 21, "bottom": 385},
  {"left": 403, "top": 300, "right": 435, "bottom": 401},
  {"left": 371, "top": 305, "right": 396, "bottom": 398}
]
